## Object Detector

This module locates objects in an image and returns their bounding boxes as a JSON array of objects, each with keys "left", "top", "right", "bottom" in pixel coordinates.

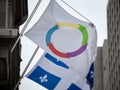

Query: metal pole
[
  {"left": 61, "top": 0, "right": 93, "bottom": 24},
  {"left": 14, "top": 46, "right": 39, "bottom": 90},
  {"left": 11, "top": 0, "right": 42, "bottom": 52}
]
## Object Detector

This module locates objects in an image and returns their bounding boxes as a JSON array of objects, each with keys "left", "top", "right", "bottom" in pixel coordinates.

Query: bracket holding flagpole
[
  {"left": 11, "top": 0, "right": 42, "bottom": 52},
  {"left": 61, "top": 0, "right": 94, "bottom": 24}
]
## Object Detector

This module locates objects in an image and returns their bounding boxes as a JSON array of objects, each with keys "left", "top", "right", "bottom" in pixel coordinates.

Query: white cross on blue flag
[{"left": 26, "top": 52, "right": 88, "bottom": 90}]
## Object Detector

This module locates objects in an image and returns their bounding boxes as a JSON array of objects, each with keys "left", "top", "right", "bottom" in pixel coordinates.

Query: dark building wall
[
  {"left": 0, "top": 0, "right": 28, "bottom": 28},
  {"left": 0, "top": 38, "right": 21, "bottom": 90},
  {"left": 0, "top": 0, "right": 28, "bottom": 90}
]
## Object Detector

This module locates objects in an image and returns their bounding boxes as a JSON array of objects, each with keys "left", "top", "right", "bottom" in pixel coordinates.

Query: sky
[{"left": 19, "top": 0, "right": 108, "bottom": 90}]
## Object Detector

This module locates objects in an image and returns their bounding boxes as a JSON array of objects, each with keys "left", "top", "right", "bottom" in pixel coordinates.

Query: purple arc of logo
[{"left": 67, "top": 45, "right": 87, "bottom": 58}]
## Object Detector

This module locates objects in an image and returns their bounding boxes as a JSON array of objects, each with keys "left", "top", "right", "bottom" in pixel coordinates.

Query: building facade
[
  {"left": 0, "top": 0, "right": 28, "bottom": 90},
  {"left": 102, "top": 40, "right": 110, "bottom": 90},
  {"left": 94, "top": 47, "right": 103, "bottom": 90},
  {"left": 107, "top": 0, "right": 120, "bottom": 90},
  {"left": 94, "top": 40, "right": 108, "bottom": 90},
  {"left": 95, "top": 0, "right": 120, "bottom": 90}
]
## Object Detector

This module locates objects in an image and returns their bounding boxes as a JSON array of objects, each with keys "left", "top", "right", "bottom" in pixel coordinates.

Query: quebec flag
[
  {"left": 86, "top": 63, "right": 94, "bottom": 90},
  {"left": 26, "top": 52, "right": 88, "bottom": 90},
  {"left": 25, "top": 0, "right": 97, "bottom": 80}
]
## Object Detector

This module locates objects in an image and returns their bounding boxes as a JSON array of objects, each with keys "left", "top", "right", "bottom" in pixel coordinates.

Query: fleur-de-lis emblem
[
  {"left": 90, "top": 71, "right": 94, "bottom": 79},
  {"left": 39, "top": 75, "right": 48, "bottom": 83}
]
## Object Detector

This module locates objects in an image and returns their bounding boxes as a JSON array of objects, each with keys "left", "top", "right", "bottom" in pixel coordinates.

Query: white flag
[
  {"left": 25, "top": 0, "right": 97, "bottom": 79},
  {"left": 26, "top": 52, "right": 88, "bottom": 90}
]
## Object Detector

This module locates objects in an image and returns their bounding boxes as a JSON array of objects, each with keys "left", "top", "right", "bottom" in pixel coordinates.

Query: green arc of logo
[{"left": 78, "top": 24, "right": 88, "bottom": 45}]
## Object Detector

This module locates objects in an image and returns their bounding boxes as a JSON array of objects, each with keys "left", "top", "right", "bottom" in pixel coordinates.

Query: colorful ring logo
[{"left": 46, "top": 22, "right": 88, "bottom": 58}]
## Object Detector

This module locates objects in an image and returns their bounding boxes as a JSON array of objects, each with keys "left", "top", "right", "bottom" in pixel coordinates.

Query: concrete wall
[{"left": 94, "top": 47, "right": 103, "bottom": 90}]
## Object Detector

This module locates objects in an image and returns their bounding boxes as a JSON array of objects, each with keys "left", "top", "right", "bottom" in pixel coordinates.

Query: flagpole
[
  {"left": 11, "top": 0, "right": 42, "bottom": 52},
  {"left": 14, "top": 46, "right": 39, "bottom": 90},
  {"left": 61, "top": 0, "right": 93, "bottom": 24}
]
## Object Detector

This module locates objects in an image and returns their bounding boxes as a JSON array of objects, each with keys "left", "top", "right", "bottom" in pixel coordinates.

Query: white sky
[{"left": 19, "top": 0, "right": 108, "bottom": 90}]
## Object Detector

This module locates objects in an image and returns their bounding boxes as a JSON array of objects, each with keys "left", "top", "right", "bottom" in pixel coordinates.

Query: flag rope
[
  {"left": 61, "top": 0, "right": 93, "bottom": 24},
  {"left": 14, "top": 46, "right": 39, "bottom": 90},
  {"left": 11, "top": 0, "right": 42, "bottom": 52}
]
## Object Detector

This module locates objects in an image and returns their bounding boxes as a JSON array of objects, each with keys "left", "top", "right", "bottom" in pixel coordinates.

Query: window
[
  {"left": 0, "top": 47, "right": 9, "bottom": 81},
  {"left": 0, "top": 2, "right": 6, "bottom": 28},
  {"left": 0, "top": 58, "right": 7, "bottom": 81}
]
